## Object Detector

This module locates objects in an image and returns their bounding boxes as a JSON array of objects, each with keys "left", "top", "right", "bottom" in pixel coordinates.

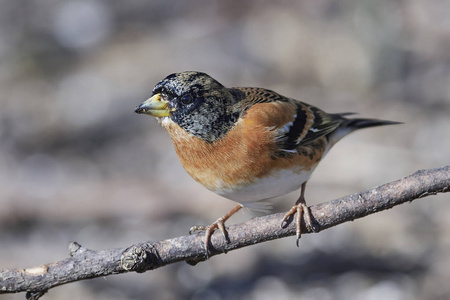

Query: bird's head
[{"left": 135, "top": 71, "right": 241, "bottom": 142}]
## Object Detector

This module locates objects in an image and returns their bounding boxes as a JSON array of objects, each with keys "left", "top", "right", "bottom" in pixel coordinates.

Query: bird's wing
[{"left": 231, "top": 87, "right": 343, "bottom": 152}]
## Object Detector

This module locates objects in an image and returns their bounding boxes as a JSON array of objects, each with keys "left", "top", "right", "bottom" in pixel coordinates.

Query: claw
[
  {"left": 280, "top": 182, "right": 317, "bottom": 246},
  {"left": 190, "top": 204, "right": 243, "bottom": 258}
]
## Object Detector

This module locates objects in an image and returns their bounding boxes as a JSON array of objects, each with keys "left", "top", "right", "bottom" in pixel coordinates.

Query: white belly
[{"left": 214, "top": 167, "right": 314, "bottom": 205}]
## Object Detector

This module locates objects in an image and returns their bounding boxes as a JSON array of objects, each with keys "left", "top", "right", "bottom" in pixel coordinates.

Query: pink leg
[
  {"left": 281, "top": 182, "right": 315, "bottom": 246},
  {"left": 190, "top": 204, "right": 243, "bottom": 257}
]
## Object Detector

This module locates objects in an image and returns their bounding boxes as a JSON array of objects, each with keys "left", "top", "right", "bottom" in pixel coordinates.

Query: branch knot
[{"left": 120, "top": 243, "right": 158, "bottom": 273}]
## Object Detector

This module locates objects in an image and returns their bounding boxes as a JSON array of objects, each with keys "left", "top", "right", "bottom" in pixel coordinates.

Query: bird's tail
[{"left": 328, "top": 113, "right": 402, "bottom": 146}]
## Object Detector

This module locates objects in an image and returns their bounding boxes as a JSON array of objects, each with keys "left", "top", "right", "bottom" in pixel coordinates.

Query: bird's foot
[
  {"left": 281, "top": 202, "right": 316, "bottom": 246},
  {"left": 190, "top": 217, "right": 228, "bottom": 258},
  {"left": 189, "top": 205, "right": 242, "bottom": 258}
]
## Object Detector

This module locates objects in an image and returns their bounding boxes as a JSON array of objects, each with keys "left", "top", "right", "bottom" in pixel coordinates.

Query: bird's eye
[{"left": 181, "top": 94, "right": 193, "bottom": 105}]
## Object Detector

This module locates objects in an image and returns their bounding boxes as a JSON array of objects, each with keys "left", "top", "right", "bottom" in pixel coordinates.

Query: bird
[{"left": 135, "top": 71, "right": 400, "bottom": 256}]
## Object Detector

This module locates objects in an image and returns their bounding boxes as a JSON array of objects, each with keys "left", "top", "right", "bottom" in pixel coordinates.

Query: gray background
[{"left": 1, "top": 1, "right": 449, "bottom": 299}]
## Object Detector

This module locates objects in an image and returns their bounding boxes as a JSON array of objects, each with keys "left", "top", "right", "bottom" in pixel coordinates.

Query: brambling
[{"left": 135, "top": 71, "right": 400, "bottom": 256}]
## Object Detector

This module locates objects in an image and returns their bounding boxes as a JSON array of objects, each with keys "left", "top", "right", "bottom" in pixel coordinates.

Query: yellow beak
[{"left": 134, "top": 93, "right": 172, "bottom": 117}]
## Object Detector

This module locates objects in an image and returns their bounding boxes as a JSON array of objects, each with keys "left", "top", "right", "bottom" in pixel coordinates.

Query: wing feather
[{"left": 231, "top": 87, "right": 343, "bottom": 152}]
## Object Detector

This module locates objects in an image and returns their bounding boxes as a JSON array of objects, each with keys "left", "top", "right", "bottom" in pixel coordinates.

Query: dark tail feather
[
  {"left": 342, "top": 118, "right": 403, "bottom": 129},
  {"left": 328, "top": 113, "right": 402, "bottom": 145}
]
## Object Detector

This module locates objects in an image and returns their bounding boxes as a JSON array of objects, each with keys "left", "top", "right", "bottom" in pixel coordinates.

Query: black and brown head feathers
[{"left": 145, "top": 71, "right": 241, "bottom": 142}]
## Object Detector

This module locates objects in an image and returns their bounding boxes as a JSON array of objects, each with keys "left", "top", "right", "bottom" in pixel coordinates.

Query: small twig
[{"left": 0, "top": 166, "right": 449, "bottom": 299}]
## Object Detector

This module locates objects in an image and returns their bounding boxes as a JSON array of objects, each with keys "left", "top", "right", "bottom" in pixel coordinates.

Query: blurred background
[{"left": 1, "top": 1, "right": 449, "bottom": 299}]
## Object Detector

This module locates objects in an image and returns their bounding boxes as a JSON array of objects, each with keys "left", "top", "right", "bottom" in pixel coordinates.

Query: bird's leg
[
  {"left": 189, "top": 204, "right": 243, "bottom": 257},
  {"left": 281, "top": 182, "right": 316, "bottom": 246}
]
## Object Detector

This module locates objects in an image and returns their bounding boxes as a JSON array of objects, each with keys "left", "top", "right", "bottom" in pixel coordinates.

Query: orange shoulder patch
[{"left": 242, "top": 101, "right": 298, "bottom": 128}]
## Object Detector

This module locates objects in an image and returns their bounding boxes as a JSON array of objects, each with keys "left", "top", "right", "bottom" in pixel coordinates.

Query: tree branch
[{"left": 1, "top": 166, "right": 449, "bottom": 299}]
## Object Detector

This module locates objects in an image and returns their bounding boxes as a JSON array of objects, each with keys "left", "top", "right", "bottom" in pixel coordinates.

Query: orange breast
[{"left": 161, "top": 102, "right": 326, "bottom": 195}]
